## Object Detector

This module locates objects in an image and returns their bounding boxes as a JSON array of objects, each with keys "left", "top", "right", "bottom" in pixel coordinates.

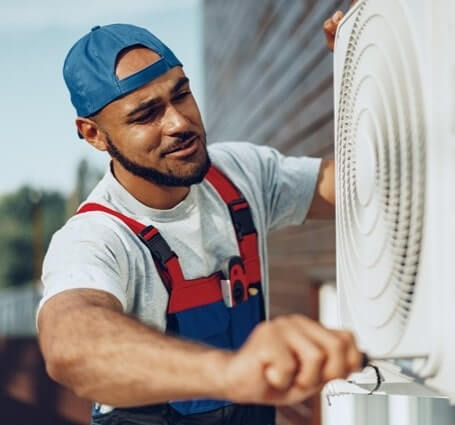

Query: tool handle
[{"left": 361, "top": 352, "right": 370, "bottom": 369}]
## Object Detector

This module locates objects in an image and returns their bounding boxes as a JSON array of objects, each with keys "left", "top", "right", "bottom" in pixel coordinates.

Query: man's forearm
[
  {"left": 307, "top": 159, "right": 335, "bottom": 219},
  {"left": 39, "top": 289, "right": 363, "bottom": 408},
  {"left": 40, "top": 302, "right": 230, "bottom": 407}
]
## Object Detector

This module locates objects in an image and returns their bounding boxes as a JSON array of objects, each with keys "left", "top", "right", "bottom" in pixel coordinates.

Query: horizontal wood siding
[
  {"left": 203, "top": 1, "right": 351, "bottom": 423},
  {"left": 204, "top": 0, "right": 350, "bottom": 283}
]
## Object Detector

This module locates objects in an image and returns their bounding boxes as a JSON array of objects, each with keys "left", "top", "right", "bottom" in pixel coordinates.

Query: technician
[{"left": 38, "top": 7, "right": 354, "bottom": 425}]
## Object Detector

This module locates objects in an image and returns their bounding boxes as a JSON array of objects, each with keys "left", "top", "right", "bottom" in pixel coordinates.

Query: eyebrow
[
  {"left": 126, "top": 77, "right": 190, "bottom": 120},
  {"left": 171, "top": 76, "right": 190, "bottom": 95}
]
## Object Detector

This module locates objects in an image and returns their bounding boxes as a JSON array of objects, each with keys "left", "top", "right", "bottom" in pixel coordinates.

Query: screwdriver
[
  {"left": 360, "top": 352, "right": 428, "bottom": 382},
  {"left": 361, "top": 352, "right": 428, "bottom": 367}
]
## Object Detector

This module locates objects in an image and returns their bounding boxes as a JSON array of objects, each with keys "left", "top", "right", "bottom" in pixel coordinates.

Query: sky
[{"left": 1, "top": 0, "right": 204, "bottom": 195}]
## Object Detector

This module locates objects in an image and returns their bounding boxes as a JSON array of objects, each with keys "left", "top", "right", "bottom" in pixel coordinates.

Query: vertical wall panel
[
  {"left": 203, "top": 1, "right": 351, "bottom": 293},
  {"left": 203, "top": 1, "right": 352, "bottom": 424}
]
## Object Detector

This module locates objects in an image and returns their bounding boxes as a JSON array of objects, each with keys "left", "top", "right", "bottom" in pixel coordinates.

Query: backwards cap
[{"left": 63, "top": 23, "right": 182, "bottom": 117}]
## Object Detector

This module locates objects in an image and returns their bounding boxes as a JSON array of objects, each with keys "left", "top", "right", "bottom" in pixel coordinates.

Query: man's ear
[{"left": 76, "top": 117, "right": 109, "bottom": 151}]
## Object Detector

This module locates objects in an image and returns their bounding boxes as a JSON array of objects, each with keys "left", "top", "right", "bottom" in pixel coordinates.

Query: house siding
[{"left": 203, "top": 1, "right": 352, "bottom": 423}]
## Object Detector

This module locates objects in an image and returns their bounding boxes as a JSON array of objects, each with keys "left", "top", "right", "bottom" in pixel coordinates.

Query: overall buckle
[
  {"left": 139, "top": 226, "right": 175, "bottom": 268},
  {"left": 228, "top": 198, "right": 256, "bottom": 239}
]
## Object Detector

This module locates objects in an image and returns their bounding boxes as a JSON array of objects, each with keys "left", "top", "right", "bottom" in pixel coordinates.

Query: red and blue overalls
[{"left": 78, "top": 166, "right": 275, "bottom": 425}]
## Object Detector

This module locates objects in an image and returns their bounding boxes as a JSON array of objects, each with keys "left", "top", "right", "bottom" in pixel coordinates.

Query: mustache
[{"left": 162, "top": 132, "right": 200, "bottom": 155}]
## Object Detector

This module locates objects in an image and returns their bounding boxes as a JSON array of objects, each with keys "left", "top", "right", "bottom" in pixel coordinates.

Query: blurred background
[
  {"left": 1, "top": 1, "right": 202, "bottom": 423},
  {"left": 2, "top": 0, "right": 455, "bottom": 424}
]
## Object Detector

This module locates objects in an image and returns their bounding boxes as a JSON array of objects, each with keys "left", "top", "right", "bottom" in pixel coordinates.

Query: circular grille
[{"left": 336, "top": 0, "right": 426, "bottom": 354}]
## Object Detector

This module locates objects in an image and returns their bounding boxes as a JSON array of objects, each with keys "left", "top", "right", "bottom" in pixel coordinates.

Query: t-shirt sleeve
[
  {"left": 38, "top": 214, "right": 130, "bottom": 318},
  {"left": 212, "top": 142, "right": 322, "bottom": 232}
]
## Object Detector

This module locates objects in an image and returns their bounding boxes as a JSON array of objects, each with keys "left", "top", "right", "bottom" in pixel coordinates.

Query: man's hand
[
  {"left": 324, "top": 1, "right": 359, "bottom": 52},
  {"left": 222, "top": 315, "right": 362, "bottom": 405}
]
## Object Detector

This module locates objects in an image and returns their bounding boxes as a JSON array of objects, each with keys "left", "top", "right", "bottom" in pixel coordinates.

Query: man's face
[{"left": 94, "top": 48, "right": 209, "bottom": 186}]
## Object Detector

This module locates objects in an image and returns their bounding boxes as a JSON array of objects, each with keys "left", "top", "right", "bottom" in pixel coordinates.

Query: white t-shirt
[{"left": 39, "top": 142, "right": 322, "bottom": 331}]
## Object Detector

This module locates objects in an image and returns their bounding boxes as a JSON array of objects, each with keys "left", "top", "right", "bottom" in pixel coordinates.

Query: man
[{"left": 38, "top": 7, "right": 355, "bottom": 425}]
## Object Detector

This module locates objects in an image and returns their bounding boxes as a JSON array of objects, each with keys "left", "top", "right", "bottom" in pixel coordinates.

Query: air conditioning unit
[{"left": 334, "top": 0, "right": 455, "bottom": 401}]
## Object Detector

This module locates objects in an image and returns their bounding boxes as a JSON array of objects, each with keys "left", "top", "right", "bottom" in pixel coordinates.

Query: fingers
[
  {"left": 287, "top": 315, "right": 346, "bottom": 382},
  {"left": 292, "top": 339, "right": 325, "bottom": 390},
  {"left": 324, "top": 11, "right": 344, "bottom": 36},
  {"left": 262, "top": 345, "right": 298, "bottom": 391},
  {"left": 324, "top": 0, "right": 360, "bottom": 50},
  {"left": 264, "top": 365, "right": 294, "bottom": 391},
  {"left": 271, "top": 318, "right": 326, "bottom": 391},
  {"left": 263, "top": 316, "right": 361, "bottom": 390},
  {"left": 252, "top": 322, "right": 298, "bottom": 391},
  {"left": 225, "top": 316, "right": 363, "bottom": 406},
  {"left": 285, "top": 316, "right": 362, "bottom": 382},
  {"left": 330, "top": 329, "right": 363, "bottom": 373},
  {"left": 323, "top": 10, "right": 344, "bottom": 51}
]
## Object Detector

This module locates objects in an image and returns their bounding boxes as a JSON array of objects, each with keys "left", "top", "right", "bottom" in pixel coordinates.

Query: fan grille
[{"left": 336, "top": 0, "right": 426, "bottom": 353}]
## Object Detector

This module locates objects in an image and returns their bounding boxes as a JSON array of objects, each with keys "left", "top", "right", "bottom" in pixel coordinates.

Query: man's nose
[{"left": 162, "top": 105, "right": 190, "bottom": 135}]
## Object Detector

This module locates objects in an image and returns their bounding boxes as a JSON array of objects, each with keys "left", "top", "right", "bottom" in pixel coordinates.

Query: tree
[{"left": 0, "top": 187, "right": 66, "bottom": 289}]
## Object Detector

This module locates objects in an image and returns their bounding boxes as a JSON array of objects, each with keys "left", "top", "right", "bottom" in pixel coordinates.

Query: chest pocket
[{"left": 172, "top": 300, "right": 231, "bottom": 348}]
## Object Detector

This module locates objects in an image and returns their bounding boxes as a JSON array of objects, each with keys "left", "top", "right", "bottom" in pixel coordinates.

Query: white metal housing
[{"left": 334, "top": 0, "right": 455, "bottom": 401}]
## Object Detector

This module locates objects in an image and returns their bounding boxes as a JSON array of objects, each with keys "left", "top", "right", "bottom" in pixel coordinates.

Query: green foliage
[{"left": 0, "top": 187, "right": 66, "bottom": 289}]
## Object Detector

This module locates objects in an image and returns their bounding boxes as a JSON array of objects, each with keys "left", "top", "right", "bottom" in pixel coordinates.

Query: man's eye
[
  {"left": 135, "top": 110, "right": 159, "bottom": 123},
  {"left": 174, "top": 91, "right": 191, "bottom": 101}
]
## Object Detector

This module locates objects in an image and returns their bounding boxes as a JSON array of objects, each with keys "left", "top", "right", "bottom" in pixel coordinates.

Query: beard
[{"left": 105, "top": 133, "right": 211, "bottom": 187}]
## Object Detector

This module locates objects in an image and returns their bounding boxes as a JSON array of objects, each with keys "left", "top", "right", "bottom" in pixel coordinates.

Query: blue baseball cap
[{"left": 63, "top": 23, "right": 182, "bottom": 118}]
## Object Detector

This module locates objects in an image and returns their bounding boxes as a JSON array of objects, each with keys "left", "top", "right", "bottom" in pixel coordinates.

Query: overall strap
[
  {"left": 77, "top": 203, "right": 224, "bottom": 311},
  {"left": 76, "top": 166, "right": 261, "bottom": 310},
  {"left": 205, "top": 166, "right": 261, "bottom": 284},
  {"left": 77, "top": 203, "right": 185, "bottom": 289}
]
